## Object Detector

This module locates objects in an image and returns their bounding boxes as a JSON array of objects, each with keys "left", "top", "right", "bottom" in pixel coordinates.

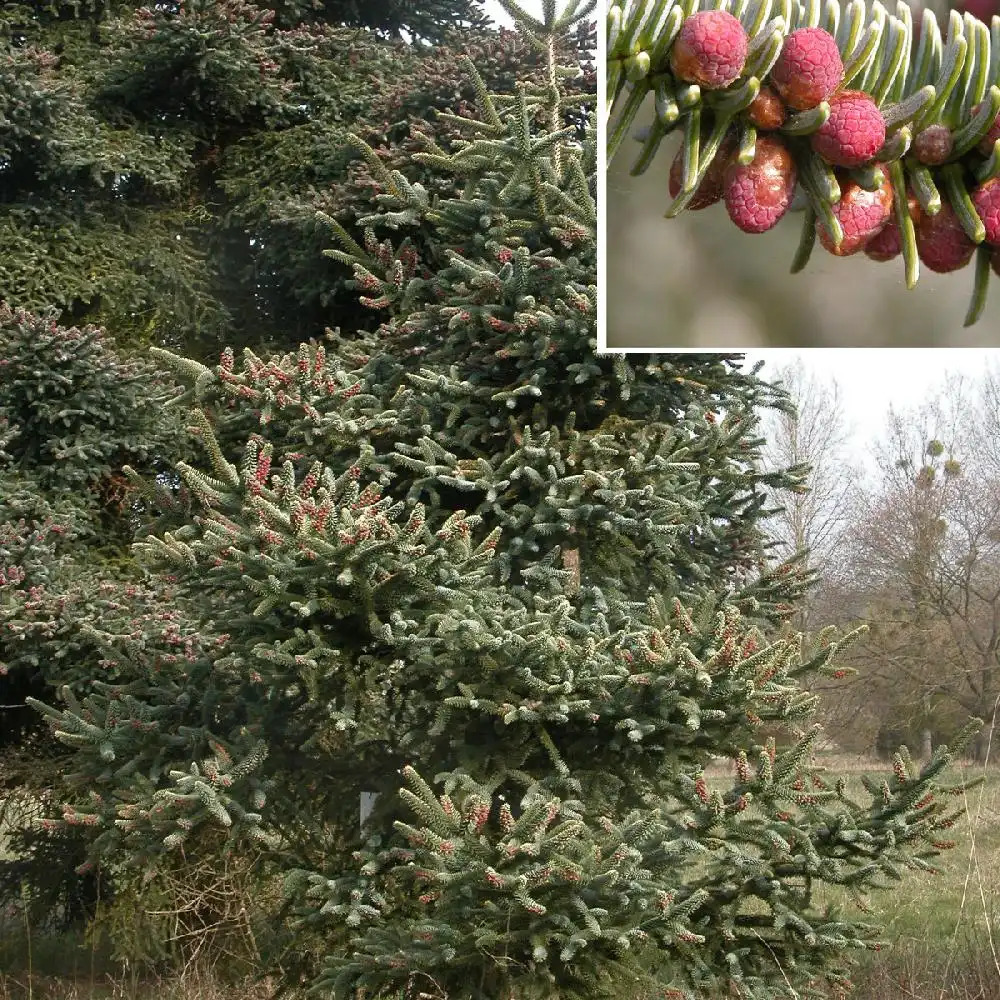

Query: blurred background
[{"left": 606, "top": 0, "right": 1000, "bottom": 348}]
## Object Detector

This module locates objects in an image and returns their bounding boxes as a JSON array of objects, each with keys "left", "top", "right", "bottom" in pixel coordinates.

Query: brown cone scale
[
  {"left": 913, "top": 125, "right": 953, "bottom": 166},
  {"left": 668, "top": 137, "right": 736, "bottom": 210},
  {"left": 747, "top": 86, "right": 787, "bottom": 131},
  {"left": 916, "top": 201, "right": 976, "bottom": 273},
  {"left": 865, "top": 190, "right": 921, "bottom": 262}
]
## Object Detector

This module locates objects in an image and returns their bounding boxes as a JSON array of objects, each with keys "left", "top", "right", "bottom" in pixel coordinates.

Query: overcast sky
[
  {"left": 483, "top": 1, "right": 542, "bottom": 27},
  {"left": 744, "top": 349, "right": 1000, "bottom": 454}
]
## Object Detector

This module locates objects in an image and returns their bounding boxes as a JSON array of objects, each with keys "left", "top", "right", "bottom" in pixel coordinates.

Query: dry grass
[
  {"left": 0, "top": 971, "right": 283, "bottom": 1000},
  {"left": 845, "top": 760, "right": 1000, "bottom": 1000}
]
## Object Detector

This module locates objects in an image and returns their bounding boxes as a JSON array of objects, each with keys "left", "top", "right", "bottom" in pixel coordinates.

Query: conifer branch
[{"left": 609, "top": 0, "right": 1000, "bottom": 322}]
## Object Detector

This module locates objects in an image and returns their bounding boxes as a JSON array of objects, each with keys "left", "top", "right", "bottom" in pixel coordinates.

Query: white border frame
[{"left": 597, "top": 1, "right": 609, "bottom": 352}]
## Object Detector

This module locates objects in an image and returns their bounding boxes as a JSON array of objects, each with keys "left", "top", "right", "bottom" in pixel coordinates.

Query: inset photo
[{"left": 604, "top": 0, "right": 1000, "bottom": 348}]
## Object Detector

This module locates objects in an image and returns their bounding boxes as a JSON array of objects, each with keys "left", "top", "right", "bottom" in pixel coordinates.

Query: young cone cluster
[{"left": 609, "top": 0, "right": 1000, "bottom": 326}]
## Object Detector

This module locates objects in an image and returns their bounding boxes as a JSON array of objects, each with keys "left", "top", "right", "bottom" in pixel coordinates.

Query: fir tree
[
  {"left": 0, "top": 0, "right": 588, "bottom": 356},
  {"left": 0, "top": 304, "right": 184, "bottom": 721},
  {"left": 24, "top": 4, "right": 982, "bottom": 1000},
  {"left": 0, "top": 0, "right": 588, "bottom": 937},
  {"left": 0, "top": 304, "right": 184, "bottom": 925}
]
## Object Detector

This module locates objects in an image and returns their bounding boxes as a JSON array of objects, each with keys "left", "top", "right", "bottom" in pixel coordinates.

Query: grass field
[
  {"left": 818, "top": 757, "right": 1000, "bottom": 999},
  {"left": 704, "top": 754, "right": 1000, "bottom": 999},
  {"left": 1, "top": 757, "right": 998, "bottom": 999}
]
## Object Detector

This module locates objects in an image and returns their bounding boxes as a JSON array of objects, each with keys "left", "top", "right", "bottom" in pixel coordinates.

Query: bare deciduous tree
[
  {"left": 759, "top": 361, "right": 859, "bottom": 631},
  {"left": 843, "top": 374, "right": 1000, "bottom": 762}
]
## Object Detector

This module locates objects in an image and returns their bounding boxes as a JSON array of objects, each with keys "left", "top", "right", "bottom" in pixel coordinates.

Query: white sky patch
[
  {"left": 483, "top": 1, "right": 547, "bottom": 27},
  {"left": 744, "top": 348, "right": 1000, "bottom": 463}
]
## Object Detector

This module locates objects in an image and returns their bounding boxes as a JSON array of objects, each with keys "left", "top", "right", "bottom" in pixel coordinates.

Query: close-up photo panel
[{"left": 606, "top": 0, "right": 1000, "bottom": 346}]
